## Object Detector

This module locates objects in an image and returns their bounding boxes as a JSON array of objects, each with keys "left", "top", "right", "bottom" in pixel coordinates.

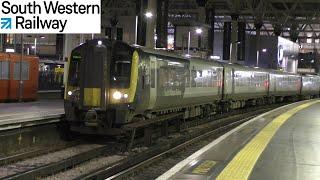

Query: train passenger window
[
  {"left": 185, "top": 69, "right": 190, "bottom": 87},
  {"left": 0, "top": 61, "right": 9, "bottom": 80},
  {"left": 191, "top": 70, "right": 197, "bottom": 87},
  {"left": 13, "top": 62, "right": 29, "bottom": 81}
]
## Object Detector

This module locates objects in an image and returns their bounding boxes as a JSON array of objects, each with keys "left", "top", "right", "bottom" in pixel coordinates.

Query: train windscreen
[
  {"left": 110, "top": 42, "right": 134, "bottom": 88},
  {"left": 68, "top": 50, "right": 82, "bottom": 87}
]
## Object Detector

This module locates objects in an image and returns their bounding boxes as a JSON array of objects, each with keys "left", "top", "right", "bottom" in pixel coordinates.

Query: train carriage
[
  {"left": 301, "top": 75, "right": 320, "bottom": 97},
  {"left": 129, "top": 48, "right": 224, "bottom": 121},
  {"left": 64, "top": 39, "right": 320, "bottom": 135},
  {"left": 222, "top": 64, "right": 269, "bottom": 109},
  {"left": 0, "top": 53, "right": 39, "bottom": 102},
  {"left": 269, "top": 71, "right": 301, "bottom": 101}
]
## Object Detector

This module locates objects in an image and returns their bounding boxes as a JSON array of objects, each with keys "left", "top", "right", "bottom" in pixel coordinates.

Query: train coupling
[{"left": 84, "top": 109, "right": 98, "bottom": 127}]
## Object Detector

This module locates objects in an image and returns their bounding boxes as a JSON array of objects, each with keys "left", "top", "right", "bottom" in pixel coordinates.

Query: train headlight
[
  {"left": 112, "top": 91, "right": 122, "bottom": 100},
  {"left": 123, "top": 94, "right": 128, "bottom": 99},
  {"left": 68, "top": 91, "right": 73, "bottom": 96}
]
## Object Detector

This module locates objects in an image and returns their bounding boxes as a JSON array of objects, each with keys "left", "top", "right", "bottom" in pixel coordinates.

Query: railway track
[
  {"left": 47, "top": 104, "right": 283, "bottom": 180},
  {"left": 76, "top": 107, "right": 271, "bottom": 180},
  {"left": 0, "top": 142, "right": 125, "bottom": 180},
  {"left": 0, "top": 103, "right": 287, "bottom": 180}
]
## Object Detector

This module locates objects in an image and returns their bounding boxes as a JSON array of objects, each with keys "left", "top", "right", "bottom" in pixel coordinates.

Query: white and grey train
[{"left": 64, "top": 39, "right": 320, "bottom": 134}]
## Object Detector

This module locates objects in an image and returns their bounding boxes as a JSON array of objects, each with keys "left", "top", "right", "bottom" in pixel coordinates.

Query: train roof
[
  {"left": 136, "top": 46, "right": 223, "bottom": 67},
  {"left": 77, "top": 39, "right": 318, "bottom": 78}
]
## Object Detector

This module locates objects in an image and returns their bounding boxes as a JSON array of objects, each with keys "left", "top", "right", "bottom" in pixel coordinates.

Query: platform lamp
[
  {"left": 196, "top": 28, "right": 203, "bottom": 52},
  {"left": 186, "top": 27, "right": 203, "bottom": 57},
  {"left": 134, "top": 11, "right": 154, "bottom": 45}
]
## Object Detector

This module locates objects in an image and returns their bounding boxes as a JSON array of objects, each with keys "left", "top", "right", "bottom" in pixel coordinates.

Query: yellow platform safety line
[
  {"left": 217, "top": 100, "right": 320, "bottom": 180},
  {"left": 192, "top": 160, "right": 217, "bottom": 175}
]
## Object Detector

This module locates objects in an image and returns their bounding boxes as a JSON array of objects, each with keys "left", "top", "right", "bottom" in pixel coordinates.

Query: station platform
[
  {"left": 0, "top": 100, "right": 64, "bottom": 131},
  {"left": 158, "top": 99, "right": 320, "bottom": 180}
]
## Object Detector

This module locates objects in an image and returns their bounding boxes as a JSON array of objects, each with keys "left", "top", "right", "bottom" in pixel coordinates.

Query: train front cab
[{"left": 64, "top": 40, "right": 138, "bottom": 134}]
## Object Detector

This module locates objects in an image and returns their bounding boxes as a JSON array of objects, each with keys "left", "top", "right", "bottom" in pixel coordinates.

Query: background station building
[{"left": 0, "top": 0, "right": 319, "bottom": 96}]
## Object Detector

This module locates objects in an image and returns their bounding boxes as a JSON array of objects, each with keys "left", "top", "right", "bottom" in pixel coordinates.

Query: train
[
  {"left": 64, "top": 39, "right": 320, "bottom": 135},
  {"left": 0, "top": 53, "right": 39, "bottom": 102}
]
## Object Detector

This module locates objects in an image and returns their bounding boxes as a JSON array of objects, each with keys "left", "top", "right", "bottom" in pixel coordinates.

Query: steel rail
[{"left": 77, "top": 106, "right": 277, "bottom": 180}]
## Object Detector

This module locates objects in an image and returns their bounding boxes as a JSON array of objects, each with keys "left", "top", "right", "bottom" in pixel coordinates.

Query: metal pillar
[
  {"left": 255, "top": 20, "right": 263, "bottom": 67},
  {"left": 63, "top": 34, "right": 80, "bottom": 86},
  {"left": 274, "top": 23, "right": 282, "bottom": 36},
  {"left": 206, "top": 8, "right": 215, "bottom": 57},
  {"left": 135, "top": 16, "right": 138, "bottom": 44},
  {"left": 34, "top": 37, "right": 37, "bottom": 55},
  {"left": 19, "top": 35, "right": 24, "bottom": 102},
  {"left": 136, "top": 0, "right": 148, "bottom": 46},
  {"left": 290, "top": 23, "right": 299, "bottom": 43},
  {"left": 187, "top": 31, "right": 191, "bottom": 55},
  {"left": 173, "top": 25, "right": 177, "bottom": 50},
  {"left": 237, "top": 21, "right": 246, "bottom": 61},
  {"left": 145, "top": 0, "right": 157, "bottom": 48},
  {"left": 63, "top": 35, "right": 79, "bottom": 61},
  {"left": 223, "top": 22, "right": 231, "bottom": 60},
  {"left": 230, "top": 14, "right": 238, "bottom": 63},
  {"left": 110, "top": 16, "right": 118, "bottom": 40},
  {"left": 156, "top": 0, "right": 168, "bottom": 48},
  {"left": 0, "top": 34, "right": 3, "bottom": 52},
  {"left": 56, "top": 35, "right": 64, "bottom": 60},
  {"left": 198, "top": 34, "right": 202, "bottom": 50}
]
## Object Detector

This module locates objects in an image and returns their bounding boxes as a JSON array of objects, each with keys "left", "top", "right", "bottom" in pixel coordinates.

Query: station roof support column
[
  {"left": 223, "top": 22, "right": 231, "bottom": 61},
  {"left": 255, "top": 19, "right": 263, "bottom": 67},
  {"left": 237, "top": 21, "right": 246, "bottom": 62},
  {"left": 206, "top": 7, "right": 215, "bottom": 57},
  {"left": 230, "top": 14, "right": 239, "bottom": 63},
  {"left": 145, "top": 0, "right": 157, "bottom": 48},
  {"left": 136, "top": 0, "right": 148, "bottom": 46},
  {"left": 156, "top": 0, "right": 168, "bottom": 49},
  {"left": 63, "top": 34, "right": 81, "bottom": 85}
]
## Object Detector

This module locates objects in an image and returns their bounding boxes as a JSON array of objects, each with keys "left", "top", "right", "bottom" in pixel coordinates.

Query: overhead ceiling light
[
  {"left": 307, "top": 38, "right": 312, "bottom": 44},
  {"left": 196, "top": 28, "right": 203, "bottom": 34},
  {"left": 210, "top": 55, "right": 221, "bottom": 60},
  {"left": 5, "top": 48, "right": 15, "bottom": 53},
  {"left": 145, "top": 11, "right": 153, "bottom": 18},
  {"left": 40, "top": 36, "right": 45, "bottom": 39},
  {"left": 262, "top": 48, "right": 267, "bottom": 52}
]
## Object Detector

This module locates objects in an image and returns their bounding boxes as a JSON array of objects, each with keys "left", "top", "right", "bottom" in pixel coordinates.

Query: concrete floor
[
  {"left": 158, "top": 100, "right": 320, "bottom": 180},
  {"left": 0, "top": 99, "right": 64, "bottom": 125}
]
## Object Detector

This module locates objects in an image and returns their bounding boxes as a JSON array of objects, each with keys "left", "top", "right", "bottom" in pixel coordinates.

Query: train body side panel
[
  {"left": 133, "top": 50, "right": 224, "bottom": 113},
  {"left": 8, "top": 54, "right": 39, "bottom": 101},
  {"left": 223, "top": 64, "right": 268, "bottom": 100},
  {"left": 301, "top": 75, "right": 320, "bottom": 96},
  {"left": 270, "top": 73, "right": 301, "bottom": 97},
  {"left": 0, "top": 53, "right": 10, "bottom": 102}
]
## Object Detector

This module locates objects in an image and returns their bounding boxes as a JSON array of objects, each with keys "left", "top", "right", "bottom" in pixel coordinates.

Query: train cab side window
[
  {"left": 110, "top": 42, "right": 134, "bottom": 88},
  {"left": 0, "top": 61, "right": 9, "bottom": 80},
  {"left": 68, "top": 54, "right": 82, "bottom": 87},
  {"left": 13, "top": 62, "right": 29, "bottom": 81}
]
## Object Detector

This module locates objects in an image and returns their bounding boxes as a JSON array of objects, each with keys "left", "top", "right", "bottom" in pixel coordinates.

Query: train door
[{"left": 148, "top": 56, "right": 157, "bottom": 109}]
